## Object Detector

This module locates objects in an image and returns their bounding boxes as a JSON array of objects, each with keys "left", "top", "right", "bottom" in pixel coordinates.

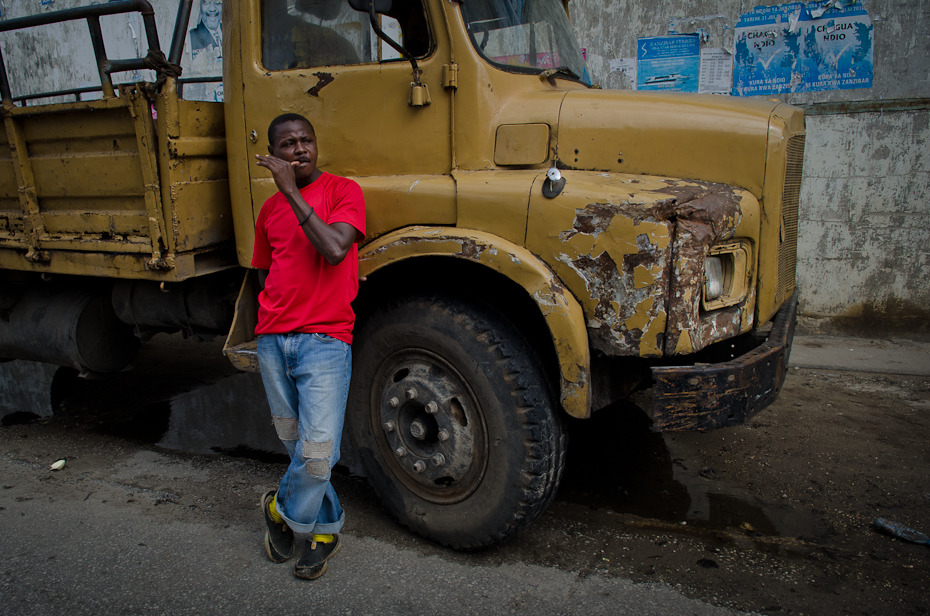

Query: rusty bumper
[{"left": 650, "top": 290, "right": 799, "bottom": 432}]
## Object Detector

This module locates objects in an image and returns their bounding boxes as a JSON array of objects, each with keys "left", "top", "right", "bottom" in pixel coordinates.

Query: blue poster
[
  {"left": 637, "top": 35, "right": 700, "bottom": 92},
  {"left": 733, "top": 1, "right": 873, "bottom": 96}
]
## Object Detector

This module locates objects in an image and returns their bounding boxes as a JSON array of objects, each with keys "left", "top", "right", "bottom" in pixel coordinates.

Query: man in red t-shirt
[{"left": 252, "top": 113, "right": 365, "bottom": 581}]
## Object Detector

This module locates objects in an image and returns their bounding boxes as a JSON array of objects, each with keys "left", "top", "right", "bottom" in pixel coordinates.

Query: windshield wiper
[{"left": 539, "top": 66, "right": 580, "bottom": 84}]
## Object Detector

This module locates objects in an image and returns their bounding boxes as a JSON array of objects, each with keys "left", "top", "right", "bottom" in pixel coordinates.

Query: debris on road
[{"left": 874, "top": 517, "right": 930, "bottom": 546}]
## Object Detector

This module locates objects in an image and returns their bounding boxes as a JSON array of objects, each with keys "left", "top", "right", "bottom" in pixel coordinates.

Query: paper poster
[
  {"left": 182, "top": 0, "right": 224, "bottom": 102},
  {"left": 636, "top": 35, "right": 700, "bottom": 92},
  {"left": 733, "top": 1, "right": 873, "bottom": 96},
  {"left": 699, "top": 48, "right": 733, "bottom": 94},
  {"left": 608, "top": 57, "right": 637, "bottom": 85}
]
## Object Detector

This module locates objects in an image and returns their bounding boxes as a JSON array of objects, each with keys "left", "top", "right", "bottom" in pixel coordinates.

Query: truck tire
[{"left": 347, "top": 294, "right": 566, "bottom": 550}]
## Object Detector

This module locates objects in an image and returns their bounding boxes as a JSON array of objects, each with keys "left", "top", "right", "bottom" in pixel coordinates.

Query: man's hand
[
  {"left": 255, "top": 153, "right": 300, "bottom": 197},
  {"left": 255, "top": 153, "right": 357, "bottom": 265}
]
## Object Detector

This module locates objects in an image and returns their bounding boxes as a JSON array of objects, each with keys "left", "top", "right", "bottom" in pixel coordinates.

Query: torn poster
[
  {"left": 608, "top": 57, "right": 637, "bottom": 85},
  {"left": 732, "top": 1, "right": 873, "bottom": 96}
]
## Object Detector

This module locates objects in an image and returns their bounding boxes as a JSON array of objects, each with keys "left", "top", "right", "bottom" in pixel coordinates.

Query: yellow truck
[{"left": 0, "top": 0, "right": 803, "bottom": 549}]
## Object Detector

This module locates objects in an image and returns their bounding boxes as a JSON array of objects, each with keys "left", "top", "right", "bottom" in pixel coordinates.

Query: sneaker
[
  {"left": 294, "top": 534, "right": 341, "bottom": 580},
  {"left": 261, "top": 490, "right": 294, "bottom": 563}
]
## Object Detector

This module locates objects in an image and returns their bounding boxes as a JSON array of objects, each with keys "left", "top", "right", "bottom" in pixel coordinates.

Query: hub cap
[{"left": 374, "top": 350, "right": 487, "bottom": 504}]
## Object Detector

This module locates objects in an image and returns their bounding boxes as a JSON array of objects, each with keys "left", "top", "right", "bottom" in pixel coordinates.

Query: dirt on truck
[{"left": 0, "top": 0, "right": 805, "bottom": 550}]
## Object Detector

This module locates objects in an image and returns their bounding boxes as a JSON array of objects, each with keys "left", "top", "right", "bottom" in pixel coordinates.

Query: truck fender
[{"left": 359, "top": 226, "right": 591, "bottom": 418}]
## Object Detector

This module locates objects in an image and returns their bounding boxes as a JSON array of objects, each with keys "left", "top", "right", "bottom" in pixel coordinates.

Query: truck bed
[{"left": 0, "top": 81, "right": 236, "bottom": 282}]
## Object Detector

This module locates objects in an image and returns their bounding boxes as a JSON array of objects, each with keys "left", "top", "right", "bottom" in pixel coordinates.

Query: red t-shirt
[{"left": 251, "top": 172, "right": 366, "bottom": 343}]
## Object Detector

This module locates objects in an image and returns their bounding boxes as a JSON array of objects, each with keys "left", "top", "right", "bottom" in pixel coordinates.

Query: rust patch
[
  {"left": 362, "top": 235, "right": 420, "bottom": 259},
  {"left": 561, "top": 203, "right": 617, "bottom": 241},
  {"left": 560, "top": 204, "right": 671, "bottom": 357},
  {"left": 655, "top": 181, "right": 743, "bottom": 235},
  {"left": 659, "top": 182, "right": 746, "bottom": 355},
  {"left": 454, "top": 238, "right": 488, "bottom": 260},
  {"left": 651, "top": 290, "right": 797, "bottom": 431},
  {"left": 307, "top": 72, "right": 335, "bottom": 97},
  {"left": 572, "top": 251, "right": 619, "bottom": 317},
  {"left": 561, "top": 180, "right": 746, "bottom": 358},
  {"left": 563, "top": 232, "right": 670, "bottom": 357}
]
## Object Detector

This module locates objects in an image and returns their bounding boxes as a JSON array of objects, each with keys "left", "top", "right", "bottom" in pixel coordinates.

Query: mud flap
[
  {"left": 650, "top": 289, "right": 799, "bottom": 432},
  {"left": 222, "top": 269, "right": 260, "bottom": 373}
]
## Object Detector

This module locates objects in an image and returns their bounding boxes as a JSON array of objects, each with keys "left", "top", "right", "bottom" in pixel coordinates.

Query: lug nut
[
  {"left": 388, "top": 397, "right": 399, "bottom": 408},
  {"left": 437, "top": 429, "right": 450, "bottom": 442},
  {"left": 431, "top": 454, "right": 445, "bottom": 467},
  {"left": 409, "top": 419, "right": 426, "bottom": 440},
  {"left": 425, "top": 401, "right": 438, "bottom": 414},
  {"left": 394, "top": 447, "right": 407, "bottom": 458},
  {"left": 406, "top": 388, "right": 418, "bottom": 400},
  {"left": 413, "top": 460, "right": 426, "bottom": 473},
  {"left": 383, "top": 420, "right": 396, "bottom": 433}
]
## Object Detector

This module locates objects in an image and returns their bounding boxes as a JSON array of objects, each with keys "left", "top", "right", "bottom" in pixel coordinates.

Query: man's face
[
  {"left": 269, "top": 120, "right": 319, "bottom": 186},
  {"left": 201, "top": 0, "right": 221, "bottom": 30}
]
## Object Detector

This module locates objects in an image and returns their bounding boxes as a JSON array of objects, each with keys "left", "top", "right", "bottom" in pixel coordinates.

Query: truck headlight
[
  {"left": 704, "top": 256, "right": 725, "bottom": 301},
  {"left": 702, "top": 241, "right": 751, "bottom": 310}
]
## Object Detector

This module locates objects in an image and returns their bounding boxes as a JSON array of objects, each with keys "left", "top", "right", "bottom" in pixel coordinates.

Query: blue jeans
[{"left": 257, "top": 333, "right": 350, "bottom": 536}]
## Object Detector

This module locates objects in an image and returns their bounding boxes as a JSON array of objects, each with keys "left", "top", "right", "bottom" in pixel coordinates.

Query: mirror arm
[{"left": 364, "top": 1, "right": 421, "bottom": 84}]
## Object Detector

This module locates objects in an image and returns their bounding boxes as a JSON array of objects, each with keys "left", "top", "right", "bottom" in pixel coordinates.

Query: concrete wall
[
  {"left": 2, "top": 0, "right": 927, "bottom": 336},
  {"left": 0, "top": 0, "right": 220, "bottom": 102},
  {"left": 569, "top": 0, "right": 930, "bottom": 337},
  {"left": 0, "top": 0, "right": 173, "bottom": 99}
]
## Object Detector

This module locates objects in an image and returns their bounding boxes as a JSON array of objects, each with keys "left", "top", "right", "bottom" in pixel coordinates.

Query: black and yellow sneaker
[
  {"left": 261, "top": 490, "right": 294, "bottom": 563},
  {"left": 294, "top": 534, "right": 341, "bottom": 580}
]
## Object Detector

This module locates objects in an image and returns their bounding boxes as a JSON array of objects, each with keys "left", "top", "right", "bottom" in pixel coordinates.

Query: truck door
[{"left": 226, "top": 0, "right": 455, "bottom": 263}]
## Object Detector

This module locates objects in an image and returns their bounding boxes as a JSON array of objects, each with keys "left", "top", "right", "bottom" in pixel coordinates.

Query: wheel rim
[{"left": 370, "top": 348, "right": 488, "bottom": 504}]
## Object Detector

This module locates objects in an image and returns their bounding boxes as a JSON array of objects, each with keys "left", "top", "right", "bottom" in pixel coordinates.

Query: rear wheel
[{"left": 347, "top": 294, "right": 566, "bottom": 550}]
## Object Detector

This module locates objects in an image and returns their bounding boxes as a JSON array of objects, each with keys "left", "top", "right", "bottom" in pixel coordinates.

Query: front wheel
[{"left": 347, "top": 294, "right": 566, "bottom": 550}]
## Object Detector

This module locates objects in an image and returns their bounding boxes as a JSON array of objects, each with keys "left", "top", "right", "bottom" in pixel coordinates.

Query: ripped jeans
[{"left": 257, "top": 332, "right": 350, "bottom": 536}]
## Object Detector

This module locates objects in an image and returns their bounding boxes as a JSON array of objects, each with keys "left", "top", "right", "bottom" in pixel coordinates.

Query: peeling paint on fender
[{"left": 528, "top": 172, "right": 758, "bottom": 360}]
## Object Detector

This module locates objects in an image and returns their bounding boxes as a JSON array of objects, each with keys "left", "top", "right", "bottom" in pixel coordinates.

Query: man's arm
[
  {"left": 255, "top": 153, "right": 356, "bottom": 265},
  {"left": 299, "top": 219, "right": 358, "bottom": 266}
]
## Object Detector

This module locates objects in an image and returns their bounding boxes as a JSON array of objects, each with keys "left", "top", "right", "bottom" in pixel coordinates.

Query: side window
[{"left": 262, "top": 0, "right": 431, "bottom": 70}]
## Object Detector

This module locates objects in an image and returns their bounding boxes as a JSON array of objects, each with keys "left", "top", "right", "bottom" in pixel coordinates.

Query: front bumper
[{"left": 649, "top": 289, "right": 798, "bottom": 431}]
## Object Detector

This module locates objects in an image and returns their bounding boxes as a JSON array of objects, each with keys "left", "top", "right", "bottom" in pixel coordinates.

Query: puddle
[{"left": 558, "top": 401, "right": 827, "bottom": 539}]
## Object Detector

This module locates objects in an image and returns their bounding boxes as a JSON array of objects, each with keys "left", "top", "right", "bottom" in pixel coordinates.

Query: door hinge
[{"left": 442, "top": 63, "right": 458, "bottom": 89}]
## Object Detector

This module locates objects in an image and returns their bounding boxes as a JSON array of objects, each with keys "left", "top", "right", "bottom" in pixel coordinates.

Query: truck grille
[{"left": 777, "top": 135, "right": 804, "bottom": 301}]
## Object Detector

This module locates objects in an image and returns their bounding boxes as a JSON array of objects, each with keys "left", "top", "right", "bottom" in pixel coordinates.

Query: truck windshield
[{"left": 460, "top": 0, "right": 589, "bottom": 84}]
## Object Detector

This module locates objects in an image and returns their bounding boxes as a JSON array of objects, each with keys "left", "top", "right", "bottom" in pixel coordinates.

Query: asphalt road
[
  {"left": 2, "top": 333, "right": 928, "bottom": 615},
  {"left": 1, "top": 423, "right": 740, "bottom": 616}
]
